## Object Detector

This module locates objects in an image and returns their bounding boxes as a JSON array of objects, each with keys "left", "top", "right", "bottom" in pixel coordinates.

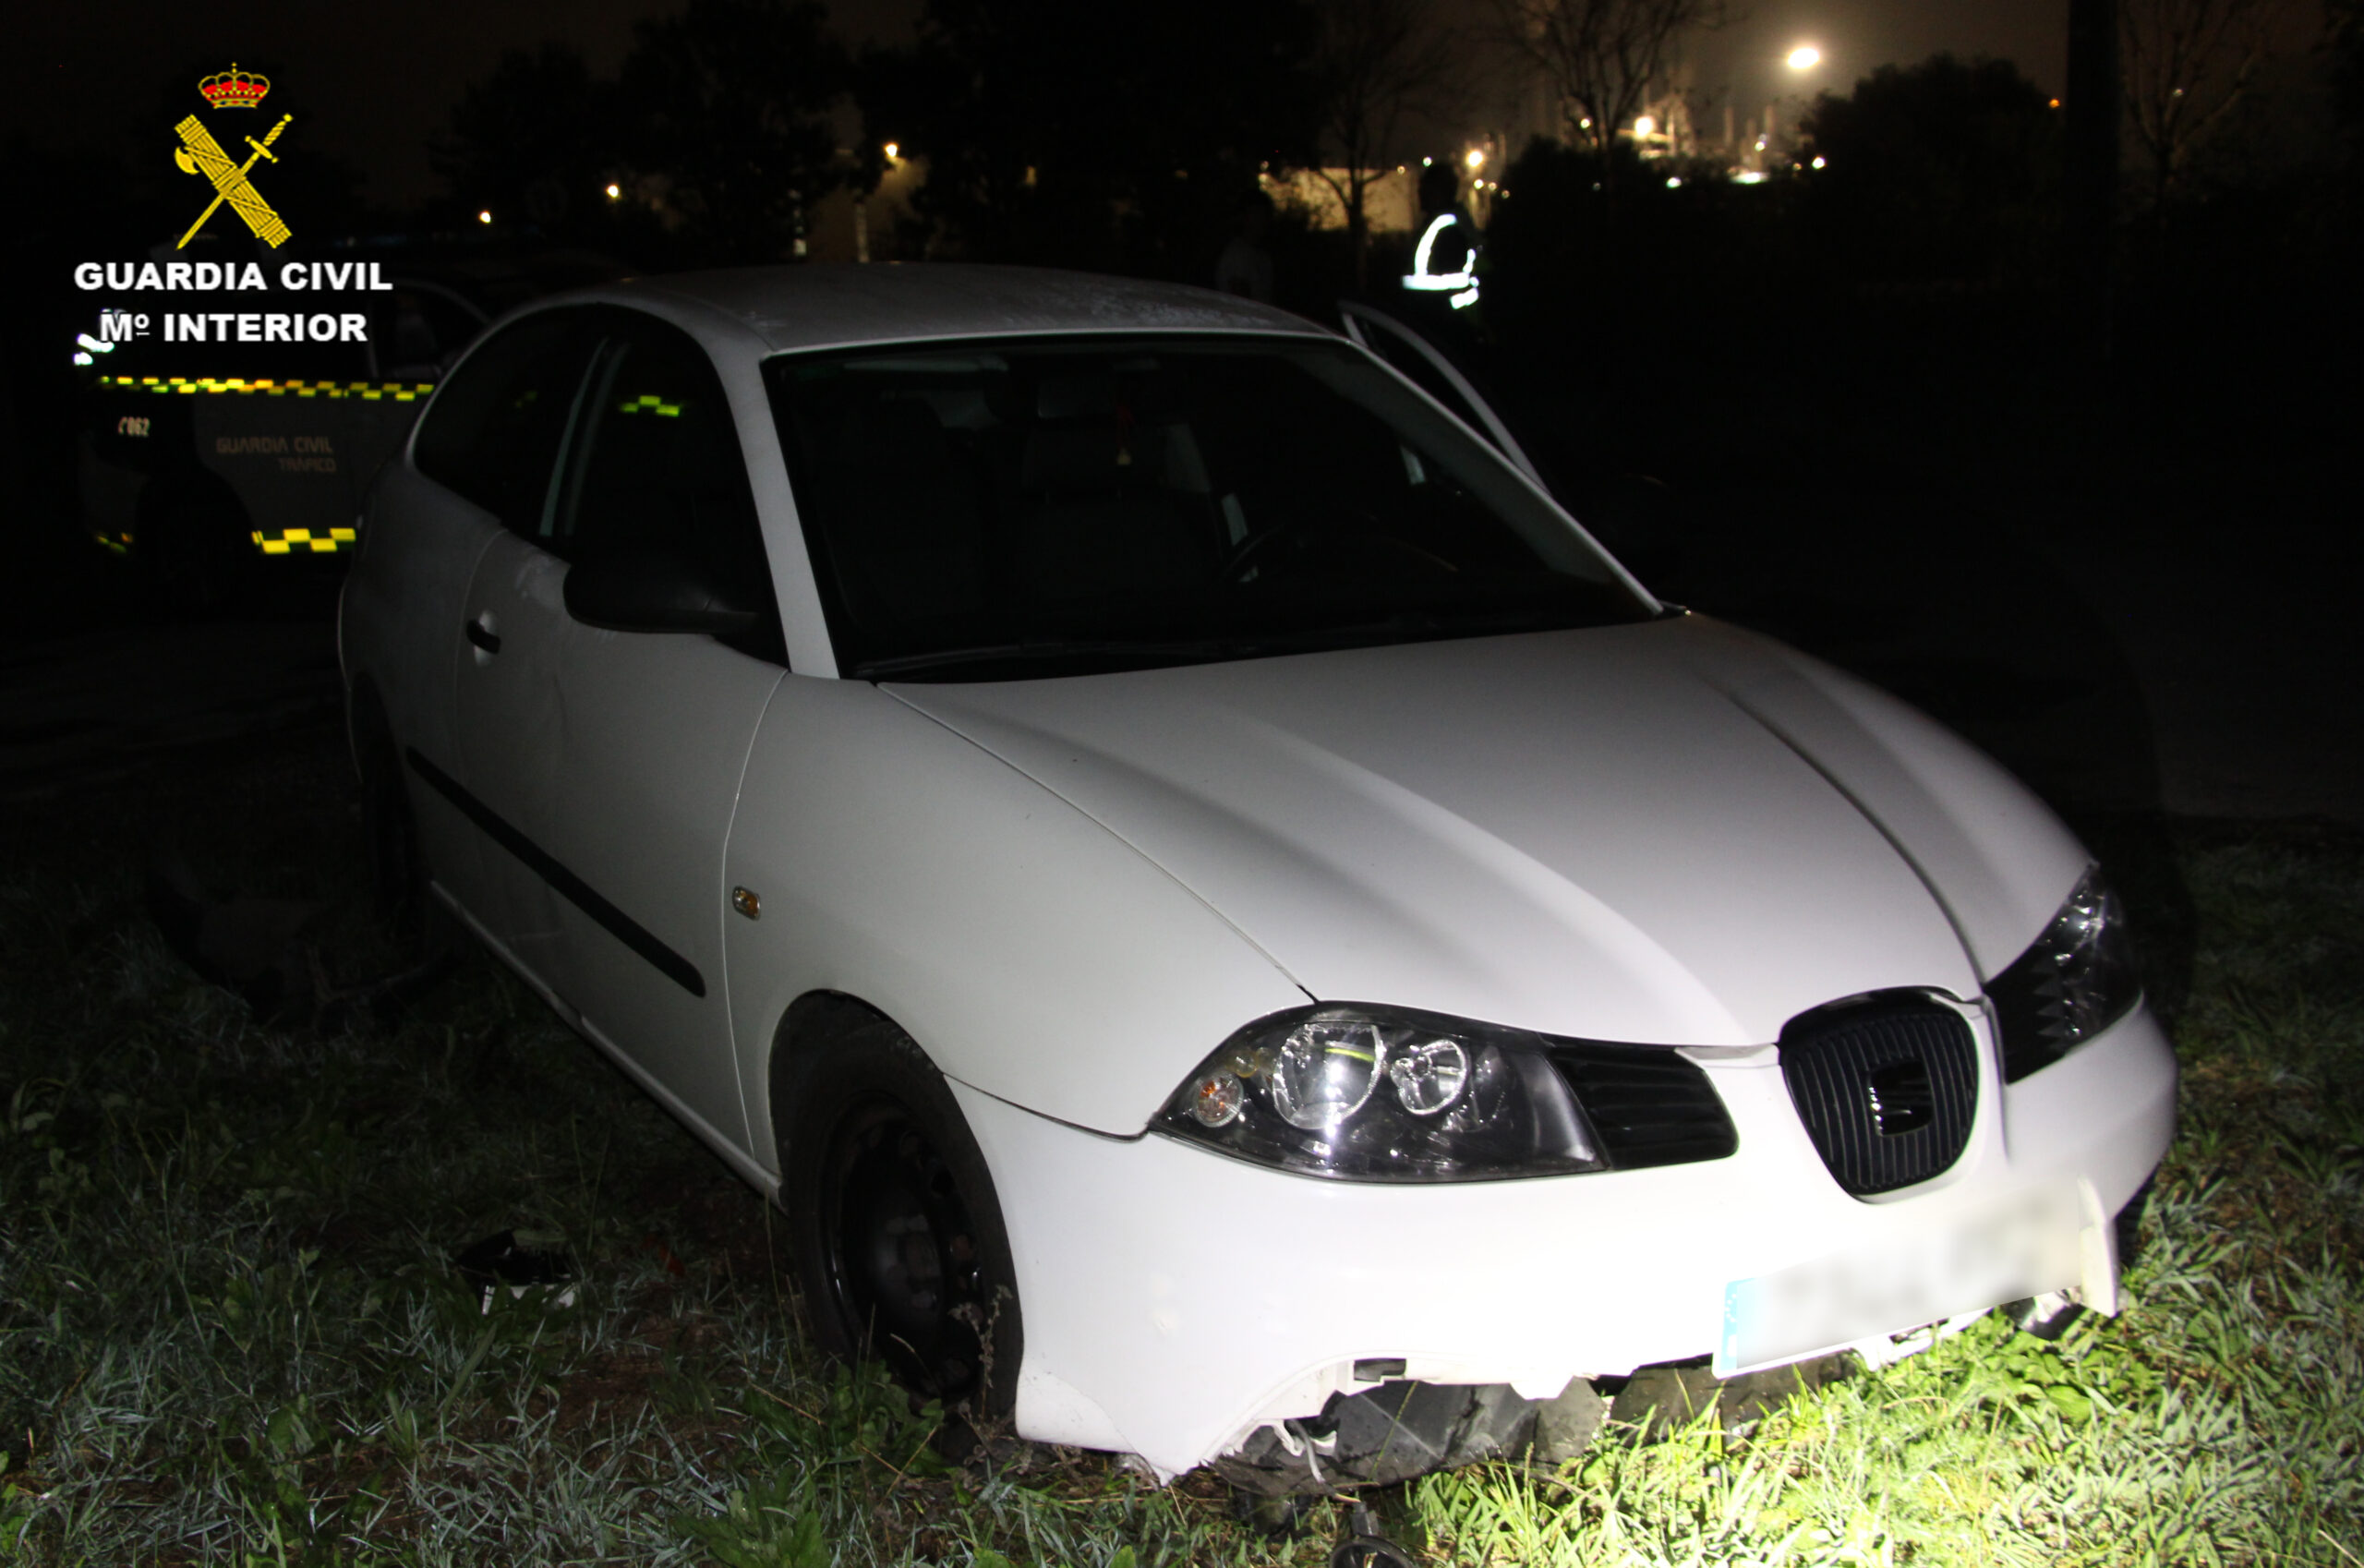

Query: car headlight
[
  {"left": 1154, "top": 1005, "right": 1608, "bottom": 1182},
  {"left": 1988, "top": 868, "right": 2141, "bottom": 1082}
]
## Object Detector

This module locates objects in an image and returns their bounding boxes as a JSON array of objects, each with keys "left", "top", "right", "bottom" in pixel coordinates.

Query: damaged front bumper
[{"left": 947, "top": 1005, "right": 2175, "bottom": 1483}]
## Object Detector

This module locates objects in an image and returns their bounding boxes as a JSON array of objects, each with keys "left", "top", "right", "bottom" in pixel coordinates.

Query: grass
[{"left": 2, "top": 722, "right": 2359, "bottom": 1565}]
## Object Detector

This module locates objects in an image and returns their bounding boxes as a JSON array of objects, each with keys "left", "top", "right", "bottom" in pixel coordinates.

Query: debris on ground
[{"left": 453, "top": 1229, "right": 577, "bottom": 1314}]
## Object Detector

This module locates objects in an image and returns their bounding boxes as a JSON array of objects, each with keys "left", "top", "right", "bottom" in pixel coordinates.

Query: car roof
[{"left": 550, "top": 264, "right": 1332, "bottom": 356}]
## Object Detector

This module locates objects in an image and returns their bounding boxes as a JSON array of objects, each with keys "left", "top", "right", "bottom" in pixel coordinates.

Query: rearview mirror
[{"left": 563, "top": 549, "right": 759, "bottom": 636}]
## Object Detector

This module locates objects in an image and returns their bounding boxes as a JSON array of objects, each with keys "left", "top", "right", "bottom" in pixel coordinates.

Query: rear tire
[{"left": 780, "top": 1016, "right": 1023, "bottom": 1417}]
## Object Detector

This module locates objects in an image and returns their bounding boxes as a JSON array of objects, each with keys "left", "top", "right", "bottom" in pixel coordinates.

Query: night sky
[
  {"left": 1691, "top": 0, "right": 2069, "bottom": 114},
  {"left": 19, "top": 0, "right": 2078, "bottom": 211}
]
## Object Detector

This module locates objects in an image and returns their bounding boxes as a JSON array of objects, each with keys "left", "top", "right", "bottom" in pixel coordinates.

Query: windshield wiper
[
  {"left": 854, "top": 601, "right": 1621, "bottom": 680},
  {"left": 1233, "top": 602, "right": 1610, "bottom": 653},
  {"left": 853, "top": 637, "right": 1253, "bottom": 680}
]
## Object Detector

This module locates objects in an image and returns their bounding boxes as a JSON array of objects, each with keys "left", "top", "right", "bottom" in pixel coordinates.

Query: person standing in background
[{"left": 1214, "top": 190, "right": 1276, "bottom": 304}]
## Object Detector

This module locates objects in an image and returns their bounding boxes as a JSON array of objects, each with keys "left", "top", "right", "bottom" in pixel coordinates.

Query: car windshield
[{"left": 765, "top": 334, "right": 1652, "bottom": 681}]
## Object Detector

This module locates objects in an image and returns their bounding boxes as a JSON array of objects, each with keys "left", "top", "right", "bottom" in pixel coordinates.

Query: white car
[{"left": 339, "top": 266, "right": 2176, "bottom": 1487}]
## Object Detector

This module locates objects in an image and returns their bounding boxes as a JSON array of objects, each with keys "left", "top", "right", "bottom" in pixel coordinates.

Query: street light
[
  {"left": 1465, "top": 148, "right": 1485, "bottom": 171},
  {"left": 1787, "top": 44, "right": 1821, "bottom": 71}
]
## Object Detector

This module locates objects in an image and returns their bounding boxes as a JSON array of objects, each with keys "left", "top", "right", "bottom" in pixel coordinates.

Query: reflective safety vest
[{"left": 1402, "top": 212, "right": 1480, "bottom": 310}]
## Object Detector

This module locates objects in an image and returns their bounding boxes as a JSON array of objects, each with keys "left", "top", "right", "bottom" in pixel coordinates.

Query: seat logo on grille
[{"left": 1863, "top": 1059, "right": 1935, "bottom": 1137}]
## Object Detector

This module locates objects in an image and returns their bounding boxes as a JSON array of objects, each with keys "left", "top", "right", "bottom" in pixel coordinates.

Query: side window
[
  {"left": 549, "top": 317, "right": 784, "bottom": 661},
  {"left": 411, "top": 312, "right": 597, "bottom": 535}
]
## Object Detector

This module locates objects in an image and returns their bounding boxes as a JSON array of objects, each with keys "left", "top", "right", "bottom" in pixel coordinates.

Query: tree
[
  {"left": 1308, "top": 0, "right": 1470, "bottom": 288},
  {"left": 2120, "top": 0, "right": 2292, "bottom": 208},
  {"left": 617, "top": 0, "right": 850, "bottom": 265},
  {"left": 2335, "top": 0, "right": 2364, "bottom": 126},
  {"left": 1798, "top": 54, "right": 2060, "bottom": 283},
  {"left": 1491, "top": 0, "right": 1732, "bottom": 189},
  {"left": 864, "top": 0, "right": 1320, "bottom": 272},
  {"left": 435, "top": 44, "right": 619, "bottom": 241}
]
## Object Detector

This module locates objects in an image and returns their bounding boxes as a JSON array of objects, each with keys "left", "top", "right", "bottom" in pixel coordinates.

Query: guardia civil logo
[{"left": 174, "top": 64, "right": 293, "bottom": 249}]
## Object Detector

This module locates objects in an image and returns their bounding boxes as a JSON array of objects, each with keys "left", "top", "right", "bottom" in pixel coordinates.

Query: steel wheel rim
[{"left": 819, "top": 1097, "right": 986, "bottom": 1401}]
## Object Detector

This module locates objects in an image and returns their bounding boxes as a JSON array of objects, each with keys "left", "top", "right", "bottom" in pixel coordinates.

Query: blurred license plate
[{"left": 1716, "top": 1183, "right": 2086, "bottom": 1376}]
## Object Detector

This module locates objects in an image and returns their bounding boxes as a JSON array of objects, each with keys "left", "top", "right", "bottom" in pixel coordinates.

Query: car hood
[{"left": 886, "top": 614, "right": 2089, "bottom": 1048}]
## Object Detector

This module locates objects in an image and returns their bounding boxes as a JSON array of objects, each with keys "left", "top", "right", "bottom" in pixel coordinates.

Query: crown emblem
[{"left": 199, "top": 64, "right": 271, "bottom": 110}]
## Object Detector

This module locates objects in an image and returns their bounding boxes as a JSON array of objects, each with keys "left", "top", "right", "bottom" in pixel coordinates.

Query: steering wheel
[
  {"left": 1224, "top": 501, "right": 1455, "bottom": 584},
  {"left": 1223, "top": 512, "right": 1326, "bottom": 582}
]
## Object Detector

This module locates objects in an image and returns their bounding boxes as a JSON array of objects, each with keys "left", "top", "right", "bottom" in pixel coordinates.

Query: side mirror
[{"left": 563, "top": 549, "right": 759, "bottom": 636}]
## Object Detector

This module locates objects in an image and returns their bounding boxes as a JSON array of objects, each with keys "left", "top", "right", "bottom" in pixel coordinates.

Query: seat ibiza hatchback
[{"left": 339, "top": 266, "right": 2175, "bottom": 1485}]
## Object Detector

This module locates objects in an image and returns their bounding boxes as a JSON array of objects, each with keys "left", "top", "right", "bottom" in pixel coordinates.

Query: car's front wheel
[{"left": 780, "top": 1015, "right": 1022, "bottom": 1417}]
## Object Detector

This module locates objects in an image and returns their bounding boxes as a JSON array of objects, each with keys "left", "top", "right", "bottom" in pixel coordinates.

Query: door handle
[{"left": 465, "top": 619, "right": 501, "bottom": 655}]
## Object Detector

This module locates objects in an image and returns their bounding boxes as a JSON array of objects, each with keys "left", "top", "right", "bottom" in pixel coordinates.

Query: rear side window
[{"left": 412, "top": 311, "right": 597, "bottom": 531}]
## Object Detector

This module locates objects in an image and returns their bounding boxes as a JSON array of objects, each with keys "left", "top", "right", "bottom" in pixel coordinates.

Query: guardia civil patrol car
[{"left": 78, "top": 245, "right": 625, "bottom": 611}]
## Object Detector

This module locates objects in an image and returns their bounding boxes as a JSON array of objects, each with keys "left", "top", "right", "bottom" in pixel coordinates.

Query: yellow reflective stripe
[
  {"left": 248, "top": 524, "right": 359, "bottom": 556},
  {"left": 97, "top": 375, "right": 430, "bottom": 401},
  {"left": 618, "top": 393, "right": 682, "bottom": 416}
]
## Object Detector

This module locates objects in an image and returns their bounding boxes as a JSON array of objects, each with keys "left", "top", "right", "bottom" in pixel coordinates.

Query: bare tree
[
  {"left": 2120, "top": 0, "right": 2291, "bottom": 207},
  {"left": 1492, "top": 0, "right": 1733, "bottom": 187},
  {"left": 1309, "top": 0, "right": 1470, "bottom": 287}
]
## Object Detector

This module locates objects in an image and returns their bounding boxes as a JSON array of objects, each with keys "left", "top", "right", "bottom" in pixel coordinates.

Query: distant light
[
  {"left": 605, "top": 182, "right": 621, "bottom": 199},
  {"left": 1756, "top": 138, "right": 1768, "bottom": 151},
  {"left": 1787, "top": 44, "right": 1821, "bottom": 70},
  {"left": 2049, "top": 99, "right": 2062, "bottom": 109},
  {"left": 1812, "top": 155, "right": 1827, "bottom": 169},
  {"left": 1734, "top": 171, "right": 1769, "bottom": 185},
  {"left": 1635, "top": 115, "right": 1657, "bottom": 137},
  {"left": 1422, "top": 156, "right": 1432, "bottom": 167},
  {"left": 1465, "top": 148, "right": 1486, "bottom": 171},
  {"left": 1579, "top": 117, "right": 1592, "bottom": 130},
  {"left": 477, "top": 210, "right": 492, "bottom": 225},
  {"left": 884, "top": 141, "right": 899, "bottom": 159}
]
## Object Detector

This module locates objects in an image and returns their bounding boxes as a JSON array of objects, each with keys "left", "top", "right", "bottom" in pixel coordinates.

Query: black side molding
[{"left": 404, "top": 746, "right": 706, "bottom": 997}]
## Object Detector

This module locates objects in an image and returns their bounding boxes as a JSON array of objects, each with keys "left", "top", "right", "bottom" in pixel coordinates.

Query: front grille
[
  {"left": 1550, "top": 1043, "right": 1738, "bottom": 1170},
  {"left": 1779, "top": 997, "right": 1978, "bottom": 1197}
]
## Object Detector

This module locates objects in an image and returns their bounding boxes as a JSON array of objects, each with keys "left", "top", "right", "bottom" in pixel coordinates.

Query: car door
[
  {"left": 451, "top": 308, "right": 785, "bottom": 1152},
  {"left": 1336, "top": 302, "right": 1673, "bottom": 584},
  {"left": 392, "top": 307, "right": 605, "bottom": 927},
  {"left": 1337, "top": 301, "right": 1544, "bottom": 485}
]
